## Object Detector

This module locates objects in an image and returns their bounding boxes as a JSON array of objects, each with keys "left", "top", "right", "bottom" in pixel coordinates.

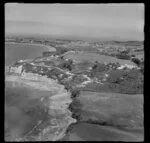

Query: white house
[
  {"left": 10, "top": 65, "right": 23, "bottom": 74},
  {"left": 117, "top": 64, "right": 138, "bottom": 70}
]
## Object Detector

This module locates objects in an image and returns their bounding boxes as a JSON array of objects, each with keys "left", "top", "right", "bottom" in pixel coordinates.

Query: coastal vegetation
[{"left": 5, "top": 38, "right": 144, "bottom": 141}]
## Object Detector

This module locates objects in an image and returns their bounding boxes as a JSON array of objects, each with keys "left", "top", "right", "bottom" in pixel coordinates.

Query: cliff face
[{"left": 5, "top": 71, "right": 76, "bottom": 141}]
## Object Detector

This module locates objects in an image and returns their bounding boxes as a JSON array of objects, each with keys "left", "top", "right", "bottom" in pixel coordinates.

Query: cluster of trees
[
  {"left": 116, "top": 50, "right": 130, "bottom": 60},
  {"left": 68, "top": 98, "right": 82, "bottom": 121},
  {"left": 107, "top": 69, "right": 125, "bottom": 84},
  {"left": 47, "top": 68, "right": 67, "bottom": 81},
  {"left": 13, "top": 61, "right": 23, "bottom": 66},
  {"left": 63, "top": 81, "right": 80, "bottom": 97},
  {"left": 131, "top": 57, "right": 141, "bottom": 66},
  {"left": 108, "top": 68, "right": 143, "bottom": 83},
  {"left": 131, "top": 54, "right": 135, "bottom": 57},
  {"left": 92, "top": 61, "right": 107, "bottom": 72},
  {"left": 64, "top": 82, "right": 72, "bottom": 91},
  {"left": 70, "top": 88, "right": 80, "bottom": 98},
  {"left": 42, "top": 51, "right": 56, "bottom": 57},
  {"left": 107, "top": 68, "right": 143, "bottom": 94},
  {"left": 140, "top": 61, "right": 144, "bottom": 74},
  {"left": 59, "top": 59, "right": 74, "bottom": 71},
  {"left": 76, "top": 61, "right": 93, "bottom": 71},
  {"left": 71, "top": 75, "right": 87, "bottom": 85},
  {"left": 91, "top": 61, "right": 120, "bottom": 73},
  {"left": 23, "top": 63, "right": 34, "bottom": 72},
  {"left": 82, "top": 67, "right": 143, "bottom": 94},
  {"left": 42, "top": 46, "right": 69, "bottom": 56},
  {"left": 55, "top": 47, "right": 69, "bottom": 55},
  {"left": 131, "top": 57, "right": 144, "bottom": 74},
  {"left": 90, "top": 61, "right": 108, "bottom": 78}
]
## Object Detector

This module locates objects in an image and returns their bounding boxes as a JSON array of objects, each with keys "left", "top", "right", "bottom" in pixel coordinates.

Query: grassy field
[
  {"left": 5, "top": 39, "right": 144, "bottom": 141},
  {"left": 62, "top": 123, "right": 143, "bottom": 141},
  {"left": 70, "top": 91, "right": 143, "bottom": 130},
  {"left": 64, "top": 52, "right": 136, "bottom": 65}
]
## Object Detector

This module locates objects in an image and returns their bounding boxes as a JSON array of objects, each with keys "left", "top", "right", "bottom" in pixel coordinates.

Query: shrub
[
  {"left": 116, "top": 54, "right": 130, "bottom": 60},
  {"left": 107, "top": 69, "right": 125, "bottom": 83},
  {"left": 71, "top": 89, "right": 80, "bottom": 98},
  {"left": 131, "top": 58, "right": 141, "bottom": 66},
  {"left": 90, "top": 61, "right": 107, "bottom": 77},
  {"left": 55, "top": 47, "right": 68, "bottom": 55},
  {"left": 59, "top": 59, "right": 74, "bottom": 71},
  {"left": 63, "top": 81, "right": 73, "bottom": 91},
  {"left": 140, "top": 63, "right": 144, "bottom": 74},
  {"left": 131, "top": 54, "right": 135, "bottom": 57},
  {"left": 42, "top": 51, "right": 56, "bottom": 57},
  {"left": 23, "top": 63, "right": 33, "bottom": 72},
  {"left": 116, "top": 51, "right": 130, "bottom": 60},
  {"left": 118, "top": 69, "right": 143, "bottom": 94}
]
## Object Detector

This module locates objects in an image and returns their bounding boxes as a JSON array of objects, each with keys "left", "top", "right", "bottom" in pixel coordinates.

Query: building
[{"left": 9, "top": 65, "right": 23, "bottom": 74}]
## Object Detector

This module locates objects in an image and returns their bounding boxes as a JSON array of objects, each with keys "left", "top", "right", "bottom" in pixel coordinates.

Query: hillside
[{"left": 5, "top": 38, "right": 144, "bottom": 141}]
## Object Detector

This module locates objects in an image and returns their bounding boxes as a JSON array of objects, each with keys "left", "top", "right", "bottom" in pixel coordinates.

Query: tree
[
  {"left": 140, "top": 61, "right": 144, "bottom": 74},
  {"left": 70, "top": 89, "right": 80, "bottom": 98},
  {"left": 91, "top": 61, "right": 98, "bottom": 69},
  {"left": 107, "top": 69, "right": 124, "bottom": 84},
  {"left": 60, "top": 59, "right": 73, "bottom": 71},
  {"left": 92, "top": 61, "right": 107, "bottom": 72},
  {"left": 107, "top": 69, "right": 143, "bottom": 94},
  {"left": 131, "top": 54, "right": 135, "bottom": 57},
  {"left": 90, "top": 61, "right": 107, "bottom": 78},
  {"left": 64, "top": 83, "right": 72, "bottom": 91},
  {"left": 60, "top": 55, "right": 64, "bottom": 60},
  {"left": 116, "top": 54, "right": 130, "bottom": 60},
  {"left": 42, "top": 51, "right": 55, "bottom": 57},
  {"left": 55, "top": 47, "right": 68, "bottom": 55},
  {"left": 131, "top": 58, "right": 141, "bottom": 66},
  {"left": 116, "top": 50, "right": 130, "bottom": 60}
]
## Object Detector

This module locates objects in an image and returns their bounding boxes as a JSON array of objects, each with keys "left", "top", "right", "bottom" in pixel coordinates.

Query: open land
[{"left": 5, "top": 36, "right": 144, "bottom": 141}]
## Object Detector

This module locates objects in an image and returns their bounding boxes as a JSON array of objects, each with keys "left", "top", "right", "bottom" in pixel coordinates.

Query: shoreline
[
  {"left": 5, "top": 46, "right": 144, "bottom": 141},
  {"left": 5, "top": 72, "right": 76, "bottom": 141},
  {"left": 5, "top": 42, "right": 56, "bottom": 51}
]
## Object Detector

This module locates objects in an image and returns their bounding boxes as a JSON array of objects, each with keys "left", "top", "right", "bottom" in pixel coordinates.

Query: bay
[{"left": 5, "top": 43, "right": 55, "bottom": 66}]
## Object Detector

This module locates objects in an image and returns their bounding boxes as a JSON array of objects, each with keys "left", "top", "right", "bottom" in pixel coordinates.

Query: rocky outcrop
[
  {"left": 35, "top": 90, "right": 76, "bottom": 141},
  {"left": 5, "top": 72, "right": 76, "bottom": 141}
]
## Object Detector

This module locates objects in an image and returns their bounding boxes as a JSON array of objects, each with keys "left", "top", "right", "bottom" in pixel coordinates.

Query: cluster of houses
[
  {"left": 117, "top": 64, "right": 139, "bottom": 70},
  {"left": 9, "top": 65, "right": 23, "bottom": 74}
]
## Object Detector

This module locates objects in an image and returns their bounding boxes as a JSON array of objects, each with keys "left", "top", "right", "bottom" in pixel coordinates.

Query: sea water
[
  {"left": 5, "top": 43, "right": 55, "bottom": 66},
  {"left": 5, "top": 81, "right": 51, "bottom": 141}
]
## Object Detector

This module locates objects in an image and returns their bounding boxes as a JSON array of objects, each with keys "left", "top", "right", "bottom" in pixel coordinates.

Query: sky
[{"left": 5, "top": 3, "right": 144, "bottom": 41}]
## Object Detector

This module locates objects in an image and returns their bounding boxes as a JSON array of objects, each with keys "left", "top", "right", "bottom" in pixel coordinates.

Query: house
[
  {"left": 117, "top": 64, "right": 138, "bottom": 70},
  {"left": 9, "top": 65, "right": 23, "bottom": 74}
]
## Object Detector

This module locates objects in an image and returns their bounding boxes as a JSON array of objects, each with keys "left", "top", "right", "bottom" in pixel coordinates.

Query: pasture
[
  {"left": 71, "top": 91, "right": 143, "bottom": 130},
  {"left": 64, "top": 52, "right": 136, "bottom": 66}
]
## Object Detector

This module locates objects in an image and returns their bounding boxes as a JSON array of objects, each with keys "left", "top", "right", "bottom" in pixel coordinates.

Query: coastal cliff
[
  {"left": 5, "top": 68, "right": 76, "bottom": 141},
  {"left": 5, "top": 51, "right": 144, "bottom": 141}
]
